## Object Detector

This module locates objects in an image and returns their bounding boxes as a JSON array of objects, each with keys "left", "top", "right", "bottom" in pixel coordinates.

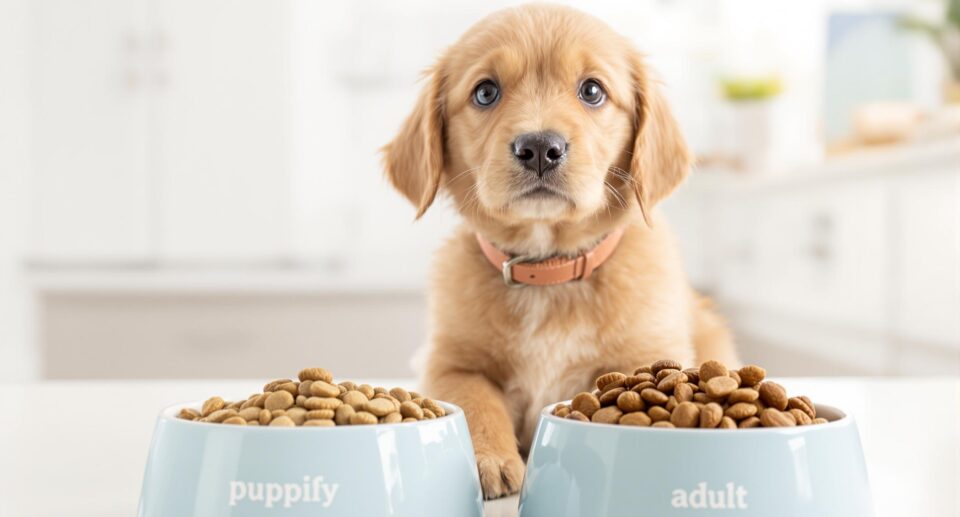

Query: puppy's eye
[
  {"left": 473, "top": 80, "right": 500, "bottom": 107},
  {"left": 578, "top": 79, "right": 606, "bottom": 106}
]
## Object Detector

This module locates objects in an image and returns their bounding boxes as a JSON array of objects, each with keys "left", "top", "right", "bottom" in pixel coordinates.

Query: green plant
[
  {"left": 900, "top": 0, "right": 960, "bottom": 80},
  {"left": 719, "top": 77, "right": 783, "bottom": 101}
]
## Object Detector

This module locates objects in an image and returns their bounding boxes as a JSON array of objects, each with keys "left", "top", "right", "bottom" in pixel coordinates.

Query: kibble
[
  {"left": 551, "top": 360, "right": 828, "bottom": 429},
  {"left": 178, "top": 368, "right": 450, "bottom": 427}
]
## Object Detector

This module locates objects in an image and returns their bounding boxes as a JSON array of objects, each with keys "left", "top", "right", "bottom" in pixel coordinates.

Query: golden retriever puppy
[{"left": 382, "top": 4, "right": 737, "bottom": 499}]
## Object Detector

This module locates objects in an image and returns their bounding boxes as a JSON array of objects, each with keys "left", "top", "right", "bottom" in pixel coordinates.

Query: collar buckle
[{"left": 502, "top": 255, "right": 533, "bottom": 288}]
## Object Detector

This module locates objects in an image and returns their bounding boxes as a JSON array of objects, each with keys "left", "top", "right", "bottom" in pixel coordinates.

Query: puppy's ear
[
  {"left": 627, "top": 53, "right": 692, "bottom": 220},
  {"left": 381, "top": 62, "right": 446, "bottom": 219}
]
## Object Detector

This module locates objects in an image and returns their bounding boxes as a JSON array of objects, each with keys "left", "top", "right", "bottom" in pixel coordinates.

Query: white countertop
[{"left": 0, "top": 378, "right": 957, "bottom": 517}]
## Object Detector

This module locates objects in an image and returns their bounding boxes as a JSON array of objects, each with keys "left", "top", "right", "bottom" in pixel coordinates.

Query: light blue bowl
[
  {"left": 519, "top": 403, "right": 872, "bottom": 517},
  {"left": 138, "top": 400, "right": 483, "bottom": 517}
]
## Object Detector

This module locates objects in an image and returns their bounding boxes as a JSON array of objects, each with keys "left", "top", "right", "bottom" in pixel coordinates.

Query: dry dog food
[
  {"left": 177, "top": 367, "right": 448, "bottom": 427},
  {"left": 552, "top": 360, "right": 828, "bottom": 428}
]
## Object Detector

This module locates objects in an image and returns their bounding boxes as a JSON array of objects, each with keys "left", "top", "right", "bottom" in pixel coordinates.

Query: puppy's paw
[{"left": 476, "top": 451, "right": 525, "bottom": 500}]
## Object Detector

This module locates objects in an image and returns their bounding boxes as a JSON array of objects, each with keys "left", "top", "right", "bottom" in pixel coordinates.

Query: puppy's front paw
[{"left": 476, "top": 451, "right": 525, "bottom": 499}]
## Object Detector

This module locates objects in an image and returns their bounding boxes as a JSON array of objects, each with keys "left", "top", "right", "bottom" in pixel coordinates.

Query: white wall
[{"left": 0, "top": 0, "right": 37, "bottom": 379}]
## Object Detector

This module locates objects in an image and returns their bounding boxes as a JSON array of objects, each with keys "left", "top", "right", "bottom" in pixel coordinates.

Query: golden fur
[{"left": 382, "top": 4, "right": 737, "bottom": 499}]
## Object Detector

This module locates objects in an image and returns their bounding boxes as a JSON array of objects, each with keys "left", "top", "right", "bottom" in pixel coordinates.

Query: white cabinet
[
  {"left": 713, "top": 181, "right": 890, "bottom": 330},
  {"left": 893, "top": 170, "right": 960, "bottom": 348},
  {"left": 31, "top": 0, "right": 151, "bottom": 262},
  {"left": 29, "top": 0, "right": 291, "bottom": 265},
  {"left": 691, "top": 141, "right": 960, "bottom": 374}
]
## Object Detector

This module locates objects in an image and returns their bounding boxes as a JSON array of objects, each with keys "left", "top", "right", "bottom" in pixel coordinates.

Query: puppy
[{"left": 382, "top": 4, "right": 737, "bottom": 499}]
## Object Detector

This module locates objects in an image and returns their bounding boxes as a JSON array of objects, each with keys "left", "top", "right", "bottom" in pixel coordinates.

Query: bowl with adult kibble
[
  {"left": 518, "top": 360, "right": 873, "bottom": 517},
  {"left": 138, "top": 367, "right": 483, "bottom": 517}
]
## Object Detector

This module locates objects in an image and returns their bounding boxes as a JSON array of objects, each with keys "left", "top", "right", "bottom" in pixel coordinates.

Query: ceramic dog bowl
[
  {"left": 138, "top": 400, "right": 483, "bottom": 517},
  {"left": 519, "top": 403, "right": 871, "bottom": 517}
]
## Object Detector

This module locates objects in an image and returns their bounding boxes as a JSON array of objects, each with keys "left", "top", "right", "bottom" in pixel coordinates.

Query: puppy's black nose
[{"left": 512, "top": 131, "right": 568, "bottom": 177}]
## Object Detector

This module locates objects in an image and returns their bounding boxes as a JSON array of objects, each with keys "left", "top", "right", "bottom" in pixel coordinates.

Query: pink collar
[{"left": 475, "top": 228, "right": 625, "bottom": 287}]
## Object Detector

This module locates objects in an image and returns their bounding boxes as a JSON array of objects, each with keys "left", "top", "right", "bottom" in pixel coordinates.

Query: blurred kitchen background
[{"left": 0, "top": 0, "right": 957, "bottom": 381}]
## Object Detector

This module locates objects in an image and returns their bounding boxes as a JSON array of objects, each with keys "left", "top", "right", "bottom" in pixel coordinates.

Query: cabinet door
[
  {"left": 715, "top": 181, "right": 890, "bottom": 330},
  {"left": 894, "top": 171, "right": 960, "bottom": 348},
  {"left": 153, "top": 0, "right": 290, "bottom": 262},
  {"left": 30, "top": 0, "right": 151, "bottom": 262}
]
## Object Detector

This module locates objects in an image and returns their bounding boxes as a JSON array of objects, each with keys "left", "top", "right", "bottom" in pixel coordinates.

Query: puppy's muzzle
[{"left": 512, "top": 131, "right": 568, "bottom": 178}]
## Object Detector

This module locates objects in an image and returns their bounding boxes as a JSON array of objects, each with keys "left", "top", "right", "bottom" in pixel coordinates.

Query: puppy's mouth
[{"left": 519, "top": 185, "right": 569, "bottom": 201}]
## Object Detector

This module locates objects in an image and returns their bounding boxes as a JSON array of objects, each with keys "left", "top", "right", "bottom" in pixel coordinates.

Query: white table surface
[{"left": 0, "top": 378, "right": 957, "bottom": 517}]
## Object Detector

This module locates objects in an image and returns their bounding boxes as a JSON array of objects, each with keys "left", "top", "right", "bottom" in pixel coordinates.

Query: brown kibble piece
[
  {"left": 286, "top": 407, "right": 307, "bottom": 425},
  {"left": 699, "top": 402, "right": 723, "bottom": 428},
  {"left": 238, "top": 407, "right": 261, "bottom": 421},
  {"left": 566, "top": 411, "right": 589, "bottom": 422},
  {"left": 264, "top": 391, "right": 295, "bottom": 411},
  {"left": 298, "top": 367, "right": 333, "bottom": 383},
  {"left": 682, "top": 368, "right": 700, "bottom": 385},
  {"left": 728, "top": 388, "right": 759, "bottom": 404},
  {"left": 616, "top": 391, "right": 644, "bottom": 413},
  {"left": 738, "top": 365, "right": 766, "bottom": 386},
  {"left": 719, "top": 416, "right": 737, "bottom": 429},
  {"left": 222, "top": 416, "right": 246, "bottom": 426},
  {"left": 350, "top": 411, "right": 378, "bottom": 425},
  {"left": 650, "top": 359, "right": 682, "bottom": 374},
  {"left": 674, "top": 382, "right": 694, "bottom": 403},
  {"left": 789, "top": 408, "right": 813, "bottom": 426},
  {"left": 178, "top": 408, "right": 200, "bottom": 421},
  {"left": 599, "top": 387, "right": 626, "bottom": 406},
  {"left": 704, "top": 376, "right": 738, "bottom": 399},
  {"left": 400, "top": 401, "right": 424, "bottom": 420},
  {"left": 205, "top": 409, "right": 237, "bottom": 423},
  {"left": 269, "top": 415, "right": 295, "bottom": 427},
  {"left": 303, "top": 397, "right": 341, "bottom": 410},
  {"left": 390, "top": 387, "right": 411, "bottom": 402},
  {"left": 364, "top": 398, "right": 396, "bottom": 417},
  {"left": 201, "top": 397, "right": 225, "bottom": 417},
  {"left": 422, "top": 399, "right": 446, "bottom": 417},
  {"left": 591, "top": 406, "right": 623, "bottom": 424},
  {"left": 381, "top": 412, "right": 403, "bottom": 424},
  {"left": 341, "top": 390, "right": 369, "bottom": 409},
  {"left": 648, "top": 406, "right": 671, "bottom": 422},
  {"left": 651, "top": 421, "right": 675, "bottom": 428},
  {"left": 698, "top": 360, "right": 728, "bottom": 382},
  {"left": 738, "top": 416, "right": 761, "bottom": 428},
  {"left": 619, "top": 412, "right": 652, "bottom": 426},
  {"left": 309, "top": 381, "right": 340, "bottom": 398},
  {"left": 788, "top": 396, "right": 816, "bottom": 420},
  {"left": 640, "top": 388, "right": 669, "bottom": 405},
  {"left": 595, "top": 372, "right": 627, "bottom": 391},
  {"left": 760, "top": 408, "right": 796, "bottom": 427},
  {"left": 306, "top": 409, "right": 335, "bottom": 420},
  {"left": 725, "top": 402, "right": 758, "bottom": 420},
  {"left": 303, "top": 419, "right": 335, "bottom": 427},
  {"left": 657, "top": 371, "right": 686, "bottom": 393},
  {"left": 335, "top": 405, "right": 355, "bottom": 425},
  {"left": 572, "top": 392, "right": 602, "bottom": 417},
  {"left": 670, "top": 402, "right": 700, "bottom": 428},
  {"left": 758, "top": 382, "right": 788, "bottom": 410}
]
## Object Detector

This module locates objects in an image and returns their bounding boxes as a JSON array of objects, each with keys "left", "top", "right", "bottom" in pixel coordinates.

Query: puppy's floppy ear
[
  {"left": 381, "top": 61, "right": 446, "bottom": 219},
  {"left": 627, "top": 53, "right": 692, "bottom": 220}
]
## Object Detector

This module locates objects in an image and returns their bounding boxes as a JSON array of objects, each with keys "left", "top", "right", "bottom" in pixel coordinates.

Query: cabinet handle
[{"left": 807, "top": 213, "right": 834, "bottom": 263}]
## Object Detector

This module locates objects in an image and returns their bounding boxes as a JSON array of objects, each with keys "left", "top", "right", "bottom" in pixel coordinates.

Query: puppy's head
[{"left": 383, "top": 5, "right": 690, "bottom": 227}]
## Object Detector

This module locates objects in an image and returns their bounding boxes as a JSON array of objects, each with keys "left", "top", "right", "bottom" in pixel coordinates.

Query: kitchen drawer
[
  {"left": 39, "top": 292, "right": 427, "bottom": 379},
  {"left": 715, "top": 180, "right": 890, "bottom": 331}
]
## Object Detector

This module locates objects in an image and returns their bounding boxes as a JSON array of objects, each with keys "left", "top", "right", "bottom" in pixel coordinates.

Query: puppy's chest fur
[{"left": 499, "top": 284, "right": 607, "bottom": 443}]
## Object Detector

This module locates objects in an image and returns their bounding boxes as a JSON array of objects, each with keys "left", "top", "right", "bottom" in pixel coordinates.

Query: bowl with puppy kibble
[
  {"left": 518, "top": 360, "right": 873, "bottom": 517},
  {"left": 138, "top": 367, "right": 483, "bottom": 517}
]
